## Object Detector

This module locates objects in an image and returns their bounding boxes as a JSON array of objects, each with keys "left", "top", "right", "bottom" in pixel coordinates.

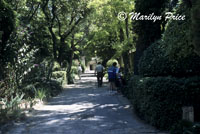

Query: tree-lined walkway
[{"left": 6, "top": 75, "right": 167, "bottom": 134}]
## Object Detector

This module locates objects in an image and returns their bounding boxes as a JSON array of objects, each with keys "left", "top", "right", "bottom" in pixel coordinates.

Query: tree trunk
[{"left": 67, "top": 34, "right": 75, "bottom": 84}]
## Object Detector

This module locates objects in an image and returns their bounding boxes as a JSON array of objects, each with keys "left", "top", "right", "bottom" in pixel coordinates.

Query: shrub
[
  {"left": 138, "top": 41, "right": 200, "bottom": 77},
  {"left": 34, "top": 79, "right": 63, "bottom": 97},
  {"left": 106, "top": 59, "right": 118, "bottom": 67},
  {"left": 122, "top": 76, "right": 200, "bottom": 130},
  {"left": 162, "top": 4, "right": 193, "bottom": 60},
  {"left": 52, "top": 61, "right": 61, "bottom": 71},
  {"left": 0, "top": 94, "right": 24, "bottom": 124},
  {"left": 170, "top": 120, "right": 200, "bottom": 134},
  {"left": 139, "top": 3, "right": 200, "bottom": 77},
  {"left": 138, "top": 41, "right": 171, "bottom": 77},
  {"left": 34, "top": 88, "right": 47, "bottom": 101},
  {"left": 52, "top": 71, "right": 67, "bottom": 85}
]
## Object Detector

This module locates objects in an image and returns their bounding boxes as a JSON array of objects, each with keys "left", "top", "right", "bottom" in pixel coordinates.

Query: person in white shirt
[
  {"left": 95, "top": 62, "right": 104, "bottom": 87},
  {"left": 77, "top": 64, "right": 82, "bottom": 80}
]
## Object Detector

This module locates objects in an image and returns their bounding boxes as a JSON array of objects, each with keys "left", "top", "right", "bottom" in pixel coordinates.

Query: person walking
[
  {"left": 108, "top": 62, "right": 118, "bottom": 92},
  {"left": 95, "top": 62, "right": 104, "bottom": 87},
  {"left": 77, "top": 63, "right": 82, "bottom": 80}
]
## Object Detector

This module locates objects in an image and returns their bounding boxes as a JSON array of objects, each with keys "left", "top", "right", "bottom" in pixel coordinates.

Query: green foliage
[
  {"left": 139, "top": 3, "right": 200, "bottom": 77},
  {"left": 33, "top": 79, "right": 63, "bottom": 98},
  {"left": 138, "top": 41, "right": 200, "bottom": 77},
  {"left": 138, "top": 41, "right": 171, "bottom": 76},
  {"left": 0, "top": 0, "right": 15, "bottom": 45},
  {"left": 132, "top": 0, "right": 169, "bottom": 74},
  {"left": 162, "top": 4, "right": 193, "bottom": 59},
  {"left": 106, "top": 59, "right": 118, "bottom": 67},
  {"left": 34, "top": 88, "right": 47, "bottom": 101},
  {"left": 0, "top": 0, "right": 16, "bottom": 79},
  {"left": 0, "top": 94, "right": 24, "bottom": 124},
  {"left": 53, "top": 61, "right": 61, "bottom": 71},
  {"left": 191, "top": 0, "right": 200, "bottom": 56},
  {"left": 122, "top": 76, "right": 200, "bottom": 130},
  {"left": 85, "top": 0, "right": 134, "bottom": 61},
  {"left": 22, "top": 84, "right": 36, "bottom": 98},
  {"left": 170, "top": 121, "right": 200, "bottom": 134},
  {"left": 52, "top": 71, "right": 67, "bottom": 85}
]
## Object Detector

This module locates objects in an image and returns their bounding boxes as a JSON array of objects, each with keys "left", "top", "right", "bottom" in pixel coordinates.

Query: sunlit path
[{"left": 6, "top": 75, "right": 168, "bottom": 134}]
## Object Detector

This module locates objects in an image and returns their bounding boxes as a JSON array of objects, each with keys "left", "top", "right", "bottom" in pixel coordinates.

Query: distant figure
[
  {"left": 95, "top": 62, "right": 104, "bottom": 87},
  {"left": 77, "top": 64, "right": 82, "bottom": 80},
  {"left": 108, "top": 62, "right": 118, "bottom": 92}
]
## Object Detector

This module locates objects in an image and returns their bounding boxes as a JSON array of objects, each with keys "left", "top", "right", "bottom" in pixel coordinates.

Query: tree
[
  {"left": 0, "top": 0, "right": 15, "bottom": 80},
  {"left": 132, "top": 0, "right": 169, "bottom": 74},
  {"left": 85, "top": 0, "right": 134, "bottom": 68},
  {"left": 191, "top": 0, "right": 200, "bottom": 56},
  {"left": 41, "top": 0, "right": 90, "bottom": 64}
]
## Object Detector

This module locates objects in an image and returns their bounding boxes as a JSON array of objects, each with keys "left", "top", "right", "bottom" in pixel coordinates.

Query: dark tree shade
[
  {"left": 191, "top": 0, "right": 200, "bottom": 56},
  {"left": 133, "top": 0, "right": 169, "bottom": 75},
  {"left": 0, "top": 0, "right": 15, "bottom": 79},
  {"left": 0, "top": 0, "right": 15, "bottom": 46}
]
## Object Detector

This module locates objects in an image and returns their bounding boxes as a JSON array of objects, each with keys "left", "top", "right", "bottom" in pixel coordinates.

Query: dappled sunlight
[
  {"left": 34, "top": 101, "right": 99, "bottom": 114},
  {"left": 5, "top": 75, "right": 162, "bottom": 134},
  {"left": 99, "top": 104, "right": 119, "bottom": 109}
]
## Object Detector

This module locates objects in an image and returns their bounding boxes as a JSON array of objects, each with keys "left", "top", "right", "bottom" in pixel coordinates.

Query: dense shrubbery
[
  {"left": 0, "top": 58, "right": 63, "bottom": 125},
  {"left": 126, "top": 5, "right": 200, "bottom": 129},
  {"left": 138, "top": 41, "right": 171, "bottom": 77},
  {"left": 52, "top": 71, "right": 67, "bottom": 85},
  {"left": 122, "top": 76, "right": 200, "bottom": 130},
  {"left": 139, "top": 4, "right": 200, "bottom": 77},
  {"left": 170, "top": 120, "right": 200, "bottom": 134},
  {"left": 138, "top": 41, "right": 200, "bottom": 77}
]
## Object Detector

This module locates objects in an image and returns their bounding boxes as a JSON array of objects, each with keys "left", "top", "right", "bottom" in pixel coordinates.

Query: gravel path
[{"left": 5, "top": 75, "right": 168, "bottom": 134}]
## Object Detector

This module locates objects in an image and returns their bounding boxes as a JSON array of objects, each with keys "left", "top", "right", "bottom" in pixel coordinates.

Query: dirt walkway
[{"left": 5, "top": 75, "right": 168, "bottom": 134}]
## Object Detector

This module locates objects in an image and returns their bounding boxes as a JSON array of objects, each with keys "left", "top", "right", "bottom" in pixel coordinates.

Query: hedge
[
  {"left": 52, "top": 71, "right": 67, "bottom": 85},
  {"left": 138, "top": 41, "right": 200, "bottom": 77},
  {"left": 138, "top": 4, "right": 200, "bottom": 77},
  {"left": 121, "top": 75, "right": 200, "bottom": 130}
]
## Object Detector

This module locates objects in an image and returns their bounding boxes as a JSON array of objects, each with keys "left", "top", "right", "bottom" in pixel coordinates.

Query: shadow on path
[{"left": 6, "top": 76, "right": 168, "bottom": 134}]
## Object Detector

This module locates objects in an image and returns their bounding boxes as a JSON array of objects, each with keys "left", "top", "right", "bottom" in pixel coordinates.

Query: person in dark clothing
[{"left": 95, "top": 62, "right": 104, "bottom": 87}]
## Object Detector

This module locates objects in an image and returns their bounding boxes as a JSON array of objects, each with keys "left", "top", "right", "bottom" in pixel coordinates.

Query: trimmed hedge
[
  {"left": 52, "top": 71, "right": 67, "bottom": 85},
  {"left": 139, "top": 4, "right": 200, "bottom": 77},
  {"left": 138, "top": 41, "right": 171, "bottom": 77},
  {"left": 138, "top": 41, "right": 200, "bottom": 77},
  {"left": 122, "top": 75, "right": 200, "bottom": 130}
]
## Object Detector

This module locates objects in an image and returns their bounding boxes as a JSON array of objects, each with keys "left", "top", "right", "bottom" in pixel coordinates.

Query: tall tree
[
  {"left": 41, "top": 0, "right": 90, "bottom": 64},
  {"left": 191, "top": 0, "right": 200, "bottom": 56},
  {"left": 133, "top": 0, "right": 169, "bottom": 74},
  {"left": 0, "top": 0, "right": 15, "bottom": 80},
  {"left": 85, "top": 0, "right": 134, "bottom": 67}
]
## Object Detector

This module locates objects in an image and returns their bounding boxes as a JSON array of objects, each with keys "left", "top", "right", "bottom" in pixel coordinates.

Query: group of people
[
  {"left": 77, "top": 61, "right": 125, "bottom": 91},
  {"left": 94, "top": 62, "right": 125, "bottom": 92}
]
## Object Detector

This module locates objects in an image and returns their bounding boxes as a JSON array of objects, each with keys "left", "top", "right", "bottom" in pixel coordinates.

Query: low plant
[
  {"left": 0, "top": 94, "right": 24, "bottom": 124},
  {"left": 34, "top": 88, "right": 47, "bottom": 101}
]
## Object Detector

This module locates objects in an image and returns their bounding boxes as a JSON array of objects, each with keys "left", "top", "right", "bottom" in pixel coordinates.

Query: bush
[
  {"left": 106, "top": 59, "right": 118, "bottom": 67},
  {"left": 139, "top": 3, "right": 200, "bottom": 77},
  {"left": 138, "top": 41, "right": 200, "bottom": 77},
  {"left": 170, "top": 120, "right": 200, "bottom": 134},
  {"left": 0, "top": 94, "right": 24, "bottom": 124},
  {"left": 52, "top": 61, "right": 61, "bottom": 71},
  {"left": 52, "top": 71, "right": 67, "bottom": 85},
  {"left": 138, "top": 41, "right": 171, "bottom": 77},
  {"left": 162, "top": 4, "right": 193, "bottom": 60},
  {"left": 121, "top": 75, "right": 200, "bottom": 130},
  {"left": 34, "top": 79, "right": 63, "bottom": 98}
]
